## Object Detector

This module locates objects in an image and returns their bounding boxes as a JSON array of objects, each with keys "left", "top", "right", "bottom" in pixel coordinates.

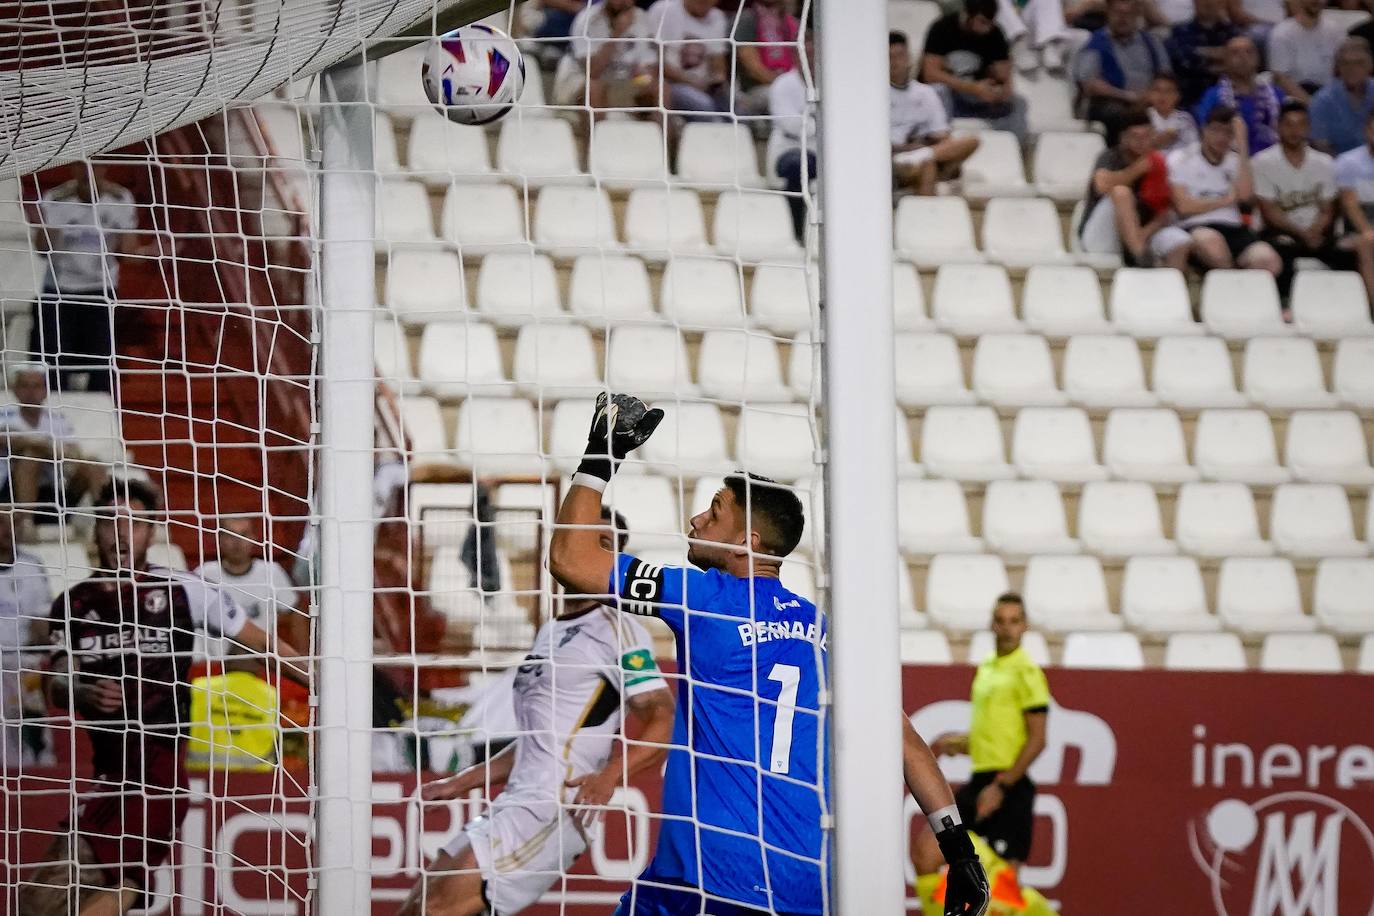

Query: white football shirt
[
  {"left": 1168, "top": 143, "right": 1243, "bottom": 228},
  {"left": 0, "top": 549, "right": 52, "bottom": 652},
  {"left": 645, "top": 0, "right": 729, "bottom": 83},
  {"left": 38, "top": 180, "right": 138, "bottom": 293},
  {"left": 1252, "top": 144, "right": 1336, "bottom": 232},
  {"left": 193, "top": 558, "right": 297, "bottom": 657},
  {"left": 889, "top": 80, "right": 951, "bottom": 146}
]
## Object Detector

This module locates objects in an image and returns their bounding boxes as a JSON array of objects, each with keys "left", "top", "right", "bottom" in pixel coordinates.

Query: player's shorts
[
  {"left": 954, "top": 770, "right": 1036, "bottom": 863},
  {"left": 614, "top": 880, "right": 807, "bottom": 916},
  {"left": 441, "top": 797, "right": 586, "bottom": 914}
]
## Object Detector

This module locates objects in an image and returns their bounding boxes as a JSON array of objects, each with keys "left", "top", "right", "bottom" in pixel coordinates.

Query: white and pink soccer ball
[{"left": 421, "top": 24, "right": 526, "bottom": 126}]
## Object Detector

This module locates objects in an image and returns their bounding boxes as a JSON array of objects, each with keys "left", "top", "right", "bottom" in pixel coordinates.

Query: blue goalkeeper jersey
[{"left": 611, "top": 554, "right": 831, "bottom": 915}]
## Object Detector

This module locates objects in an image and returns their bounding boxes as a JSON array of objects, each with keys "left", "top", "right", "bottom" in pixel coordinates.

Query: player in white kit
[{"left": 399, "top": 507, "right": 676, "bottom": 916}]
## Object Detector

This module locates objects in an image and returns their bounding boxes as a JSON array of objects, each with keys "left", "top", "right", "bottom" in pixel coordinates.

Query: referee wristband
[
  {"left": 570, "top": 472, "right": 609, "bottom": 494},
  {"left": 927, "top": 805, "right": 962, "bottom": 835}
]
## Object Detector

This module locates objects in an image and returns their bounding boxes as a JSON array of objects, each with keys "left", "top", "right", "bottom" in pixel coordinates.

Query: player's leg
[{"left": 397, "top": 848, "right": 488, "bottom": 916}]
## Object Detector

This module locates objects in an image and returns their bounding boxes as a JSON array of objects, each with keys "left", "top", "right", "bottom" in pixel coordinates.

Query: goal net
[{"left": 0, "top": 0, "right": 844, "bottom": 912}]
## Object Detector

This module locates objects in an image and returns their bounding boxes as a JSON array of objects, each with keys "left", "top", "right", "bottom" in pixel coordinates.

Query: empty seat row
[{"left": 960, "top": 130, "right": 1105, "bottom": 203}]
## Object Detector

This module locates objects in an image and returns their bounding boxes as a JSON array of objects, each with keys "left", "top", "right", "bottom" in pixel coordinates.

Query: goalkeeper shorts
[{"left": 441, "top": 797, "right": 587, "bottom": 914}]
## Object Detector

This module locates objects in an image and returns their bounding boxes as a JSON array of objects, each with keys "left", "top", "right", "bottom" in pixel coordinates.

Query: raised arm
[
  {"left": 904, "top": 715, "right": 990, "bottom": 915},
  {"left": 234, "top": 619, "right": 309, "bottom": 687}
]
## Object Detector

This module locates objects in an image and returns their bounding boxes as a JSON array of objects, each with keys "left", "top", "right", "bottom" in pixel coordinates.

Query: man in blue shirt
[
  {"left": 1194, "top": 36, "right": 1283, "bottom": 152},
  {"left": 548, "top": 393, "right": 989, "bottom": 916},
  {"left": 1311, "top": 37, "right": 1374, "bottom": 154}
]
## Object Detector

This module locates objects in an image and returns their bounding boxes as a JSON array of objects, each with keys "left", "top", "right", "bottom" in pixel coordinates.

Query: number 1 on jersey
[{"left": 767, "top": 663, "right": 800, "bottom": 774}]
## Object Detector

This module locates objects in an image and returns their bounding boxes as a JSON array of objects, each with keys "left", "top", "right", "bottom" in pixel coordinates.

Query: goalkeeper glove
[
  {"left": 576, "top": 392, "right": 664, "bottom": 485},
  {"left": 936, "top": 821, "right": 990, "bottom": 916}
]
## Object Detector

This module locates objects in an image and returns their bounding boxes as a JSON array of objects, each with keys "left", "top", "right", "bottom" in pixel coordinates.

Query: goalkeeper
[{"left": 548, "top": 393, "right": 988, "bottom": 916}]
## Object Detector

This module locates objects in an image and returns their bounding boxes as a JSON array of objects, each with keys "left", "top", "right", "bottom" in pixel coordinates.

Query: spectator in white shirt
[
  {"left": 646, "top": 0, "right": 731, "bottom": 121},
  {"left": 1147, "top": 74, "right": 1200, "bottom": 150},
  {"left": 890, "top": 31, "right": 980, "bottom": 195},
  {"left": 1334, "top": 110, "right": 1374, "bottom": 307},
  {"left": 0, "top": 503, "right": 53, "bottom": 769},
  {"left": 195, "top": 516, "right": 303, "bottom": 661},
  {"left": 767, "top": 25, "right": 816, "bottom": 241},
  {"left": 552, "top": 0, "right": 661, "bottom": 122},
  {"left": 1268, "top": 0, "right": 1344, "bottom": 102}
]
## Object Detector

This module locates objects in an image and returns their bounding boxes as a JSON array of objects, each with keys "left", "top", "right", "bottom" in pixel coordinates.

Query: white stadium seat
[
  {"left": 712, "top": 190, "right": 803, "bottom": 263},
  {"left": 931, "top": 264, "right": 1023, "bottom": 336},
  {"left": 1291, "top": 270, "right": 1374, "bottom": 339},
  {"left": 385, "top": 249, "right": 467, "bottom": 323},
  {"left": 454, "top": 397, "right": 545, "bottom": 476},
  {"left": 926, "top": 553, "right": 1011, "bottom": 631},
  {"left": 981, "top": 197, "right": 1071, "bottom": 268},
  {"left": 1333, "top": 338, "right": 1374, "bottom": 409},
  {"left": 641, "top": 402, "right": 732, "bottom": 476},
  {"left": 407, "top": 118, "right": 495, "bottom": 183},
  {"left": 676, "top": 122, "right": 765, "bottom": 188},
  {"left": 48, "top": 393, "right": 123, "bottom": 465},
  {"left": 475, "top": 252, "right": 564, "bottom": 326},
  {"left": 1062, "top": 632, "right": 1144, "bottom": 669},
  {"left": 375, "top": 44, "right": 430, "bottom": 111},
  {"left": 961, "top": 131, "right": 1030, "bottom": 200},
  {"left": 376, "top": 179, "right": 436, "bottom": 247},
  {"left": 1078, "top": 481, "right": 1175, "bottom": 558},
  {"left": 735, "top": 404, "right": 815, "bottom": 481},
  {"left": 1020, "top": 68, "right": 1085, "bottom": 134},
  {"left": 1151, "top": 336, "right": 1247, "bottom": 409},
  {"left": 892, "top": 262, "right": 934, "bottom": 330},
  {"left": 1068, "top": 199, "right": 1122, "bottom": 271},
  {"left": 1175, "top": 482, "right": 1272, "bottom": 558},
  {"left": 547, "top": 399, "right": 598, "bottom": 472},
  {"left": 27, "top": 542, "right": 93, "bottom": 598},
  {"left": 751, "top": 264, "right": 819, "bottom": 334},
  {"left": 512, "top": 323, "right": 601, "bottom": 400},
  {"left": 400, "top": 396, "right": 452, "bottom": 464},
  {"left": 1101, "top": 408, "right": 1199, "bottom": 485},
  {"left": 1362, "top": 636, "right": 1374, "bottom": 673},
  {"left": 1313, "top": 558, "right": 1374, "bottom": 634},
  {"left": 919, "top": 406, "right": 1015, "bottom": 481},
  {"left": 982, "top": 480, "right": 1080, "bottom": 556},
  {"left": 1121, "top": 556, "right": 1219, "bottom": 634},
  {"left": 1109, "top": 268, "right": 1200, "bottom": 338},
  {"left": 588, "top": 120, "right": 668, "bottom": 188},
  {"left": 1193, "top": 409, "right": 1291, "bottom": 485},
  {"left": 624, "top": 188, "right": 710, "bottom": 261},
  {"left": 780, "top": 558, "right": 818, "bottom": 603},
  {"left": 1062, "top": 335, "right": 1156, "bottom": 409},
  {"left": 1023, "top": 555, "right": 1123, "bottom": 631},
  {"left": 1033, "top": 132, "right": 1106, "bottom": 201},
  {"left": 894, "top": 408, "right": 925, "bottom": 479},
  {"left": 697, "top": 330, "right": 792, "bottom": 402},
  {"left": 897, "top": 479, "right": 984, "bottom": 556},
  {"left": 1011, "top": 407, "right": 1108, "bottom": 482},
  {"left": 1201, "top": 269, "right": 1287, "bottom": 339},
  {"left": 1241, "top": 337, "right": 1336, "bottom": 410},
  {"left": 605, "top": 326, "right": 698, "bottom": 398},
  {"left": 894, "top": 333, "right": 976, "bottom": 407},
  {"left": 373, "top": 111, "right": 402, "bottom": 173},
  {"left": 1259, "top": 634, "right": 1343, "bottom": 673},
  {"left": 900, "top": 630, "right": 953, "bottom": 665},
  {"left": 567, "top": 254, "right": 655, "bottom": 324},
  {"left": 890, "top": 0, "right": 945, "bottom": 58},
  {"left": 603, "top": 475, "right": 685, "bottom": 552},
  {"left": 1285, "top": 410, "right": 1374, "bottom": 485},
  {"left": 1021, "top": 265, "right": 1112, "bottom": 337},
  {"left": 496, "top": 117, "right": 585, "bottom": 185},
  {"left": 417, "top": 322, "right": 513, "bottom": 397},
  {"left": 533, "top": 186, "right": 619, "bottom": 257},
  {"left": 441, "top": 183, "right": 528, "bottom": 253},
  {"left": 894, "top": 196, "right": 984, "bottom": 267},
  {"left": 967, "top": 630, "right": 1052, "bottom": 665},
  {"left": 788, "top": 332, "right": 818, "bottom": 401},
  {"left": 1217, "top": 557, "right": 1315, "bottom": 634},
  {"left": 972, "top": 334, "right": 1066, "bottom": 408},
  {"left": 1164, "top": 633, "right": 1246, "bottom": 670},
  {"left": 374, "top": 319, "right": 418, "bottom": 392},
  {"left": 1269, "top": 484, "right": 1366, "bottom": 559},
  {"left": 660, "top": 257, "right": 746, "bottom": 327}
]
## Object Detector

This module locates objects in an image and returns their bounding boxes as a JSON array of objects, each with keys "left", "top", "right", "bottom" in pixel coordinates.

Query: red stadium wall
[{"left": 8, "top": 666, "right": 1374, "bottom": 914}]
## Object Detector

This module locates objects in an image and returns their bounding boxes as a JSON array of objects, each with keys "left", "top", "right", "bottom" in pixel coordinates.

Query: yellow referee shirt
[{"left": 968, "top": 646, "right": 1051, "bottom": 773}]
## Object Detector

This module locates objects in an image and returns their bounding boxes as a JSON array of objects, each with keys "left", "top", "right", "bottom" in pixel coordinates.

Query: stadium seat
[
  {"left": 1062, "top": 632, "right": 1144, "bottom": 669},
  {"left": 735, "top": 404, "right": 815, "bottom": 481},
  {"left": 1314, "top": 557, "right": 1374, "bottom": 634},
  {"left": 750, "top": 264, "right": 819, "bottom": 334},
  {"left": 1193, "top": 409, "right": 1291, "bottom": 485},
  {"left": 1333, "top": 338, "right": 1374, "bottom": 409},
  {"left": 961, "top": 131, "right": 1030, "bottom": 200},
  {"left": 454, "top": 397, "right": 546, "bottom": 476},
  {"left": 1241, "top": 337, "right": 1336, "bottom": 410},
  {"left": 982, "top": 480, "right": 1080, "bottom": 556},
  {"left": 384, "top": 249, "right": 468, "bottom": 323},
  {"left": 441, "top": 183, "right": 528, "bottom": 253},
  {"left": 417, "top": 322, "right": 513, "bottom": 397},
  {"left": 779, "top": 558, "right": 819, "bottom": 602},
  {"left": 1163, "top": 633, "right": 1247, "bottom": 670},
  {"left": 46, "top": 392, "right": 123, "bottom": 465},
  {"left": 931, "top": 264, "right": 1023, "bottom": 336},
  {"left": 1217, "top": 557, "right": 1315, "bottom": 634},
  {"left": 894, "top": 408, "right": 925, "bottom": 479},
  {"left": 1151, "top": 336, "right": 1247, "bottom": 409},
  {"left": 587, "top": 120, "right": 667, "bottom": 188},
  {"left": 1023, "top": 555, "right": 1122, "bottom": 631},
  {"left": 892, "top": 262, "right": 934, "bottom": 330},
  {"left": 512, "top": 323, "right": 601, "bottom": 400},
  {"left": 1078, "top": 481, "right": 1175, "bottom": 557},
  {"left": 376, "top": 179, "right": 436, "bottom": 247},
  {"left": 0, "top": 247, "right": 43, "bottom": 304},
  {"left": 697, "top": 330, "right": 792, "bottom": 402},
  {"left": 605, "top": 326, "right": 698, "bottom": 398},
  {"left": 373, "top": 111, "right": 402, "bottom": 174},
  {"left": 1011, "top": 407, "right": 1108, "bottom": 482},
  {"left": 919, "top": 406, "right": 1015, "bottom": 481},
  {"left": 1101, "top": 408, "right": 1198, "bottom": 485},
  {"left": 496, "top": 117, "right": 585, "bottom": 185},
  {"left": 1109, "top": 268, "right": 1200, "bottom": 338},
  {"left": 1019, "top": 68, "right": 1085, "bottom": 134},
  {"left": 900, "top": 630, "right": 953, "bottom": 664},
  {"left": 981, "top": 197, "right": 1071, "bottom": 269},
  {"left": 475, "top": 252, "right": 564, "bottom": 326},
  {"left": 967, "top": 630, "right": 1052, "bottom": 665},
  {"left": 1175, "top": 482, "right": 1272, "bottom": 558},
  {"left": 407, "top": 118, "right": 495, "bottom": 183},
  {"left": 641, "top": 402, "right": 732, "bottom": 476},
  {"left": 1259, "top": 633, "right": 1343, "bottom": 673},
  {"left": 972, "top": 334, "right": 1065, "bottom": 408},
  {"left": 567, "top": 254, "right": 655, "bottom": 324},
  {"left": 375, "top": 43, "right": 431, "bottom": 112},
  {"left": 1285, "top": 410, "right": 1374, "bottom": 485},
  {"left": 926, "top": 553, "right": 1011, "bottom": 631},
  {"left": 1068, "top": 199, "right": 1122, "bottom": 271},
  {"left": 533, "top": 186, "right": 619, "bottom": 257},
  {"left": 374, "top": 319, "right": 418, "bottom": 393},
  {"left": 787, "top": 332, "right": 818, "bottom": 401},
  {"left": 676, "top": 122, "right": 765, "bottom": 188},
  {"left": 1290, "top": 270, "right": 1374, "bottom": 339},
  {"left": 1362, "top": 635, "right": 1374, "bottom": 673},
  {"left": 660, "top": 257, "right": 747, "bottom": 327},
  {"left": 890, "top": 0, "right": 944, "bottom": 57},
  {"left": 26, "top": 542, "right": 92, "bottom": 597},
  {"left": 1121, "top": 556, "right": 1219, "bottom": 634},
  {"left": 1062, "top": 335, "right": 1156, "bottom": 409},
  {"left": 1270, "top": 484, "right": 1366, "bottom": 559},
  {"left": 624, "top": 188, "right": 710, "bottom": 261},
  {"left": 1201, "top": 270, "right": 1287, "bottom": 339},
  {"left": 603, "top": 475, "right": 685, "bottom": 552},
  {"left": 1021, "top": 265, "right": 1112, "bottom": 337},
  {"left": 894, "top": 333, "right": 976, "bottom": 407},
  {"left": 893, "top": 196, "right": 984, "bottom": 267},
  {"left": 897, "top": 479, "right": 984, "bottom": 556},
  {"left": 547, "top": 399, "right": 600, "bottom": 472},
  {"left": 1033, "top": 132, "right": 1106, "bottom": 201},
  {"left": 399, "top": 396, "right": 452, "bottom": 464},
  {"left": 712, "top": 191, "right": 804, "bottom": 263}
]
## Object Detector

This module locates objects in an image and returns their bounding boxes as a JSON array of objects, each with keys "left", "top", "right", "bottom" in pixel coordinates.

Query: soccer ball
[{"left": 420, "top": 24, "right": 526, "bottom": 126}]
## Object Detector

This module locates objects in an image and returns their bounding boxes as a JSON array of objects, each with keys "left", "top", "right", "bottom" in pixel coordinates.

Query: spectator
[
  {"left": 921, "top": 0, "right": 1030, "bottom": 140},
  {"left": 1075, "top": 0, "right": 1172, "bottom": 142},
  {"left": 1169, "top": 105, "right": 1284, "bottom": 276},
  {"left": 1310, "top": 37, "right": 1374, "bottom": 154},
  {"left": 0, "top": 503, "right": 52, "bottom": 770},
  {"left": 767, "top": 24, "right": 816, "bottom": 241},
  {"left": 529, "top": 0, "right": 589, "bottom": 55},
  {"left": 1165, "top": 0, "right": 1239, "bottom": 107},
  {"left": 1148, "top": 73, "right": 1201, "bottom": 149},
  {"left": 1254, "top": 99, "right": 1374, "bottom": 298},
  {"left": 646, "top": 0, "right": 731, "bottom": 122},
  {"left": 891, "top": 32, "right": 981, "bottom": 195},
  {"left": 195, "top": 516, "right": 305, "bottom": 660},
  {"left": 992, "top": 0, "right": 1078, "bottom": 73},
  {"left": 29, "top": 163, "right": 137, "bottom": 394},
  {"left": 732, "top": 0, "right": 800, "bottom": 132},
  {"left": 1225, "top": 0, "right": 1285, "bottom": 44},
  {"left": 1268, "top": 0, "right": 1344, "bottom": 103},
  {"left": 1335, "top": 109, "right": 1374, "bottom": 305},
  {"left": 1078, "top": 107, "right": 1194, "bottom": 268},
  {"left": 552, "top": 0, "right": 660, "bottom": 120},
  {"left": 1195, "top": 36, "right": 1284, "bottom": 152}
]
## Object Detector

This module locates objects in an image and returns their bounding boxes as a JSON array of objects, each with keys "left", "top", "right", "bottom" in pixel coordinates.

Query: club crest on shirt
[{"left": 143, "top": 588, "right": 170, "bottom": 617}]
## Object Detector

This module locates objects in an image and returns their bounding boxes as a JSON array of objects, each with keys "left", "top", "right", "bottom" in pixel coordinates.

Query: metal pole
[
  {"left": 316, "top": 55, "right": 376, "bottom": 915},
  {"left": 816, "top": 0, "right": 905, "bottom": 911}
]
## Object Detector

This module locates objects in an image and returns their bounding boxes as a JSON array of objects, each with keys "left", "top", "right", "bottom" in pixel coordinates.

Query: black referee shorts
[{"left": 954, "top": 771, "right": 1036, "bottom": 862}]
